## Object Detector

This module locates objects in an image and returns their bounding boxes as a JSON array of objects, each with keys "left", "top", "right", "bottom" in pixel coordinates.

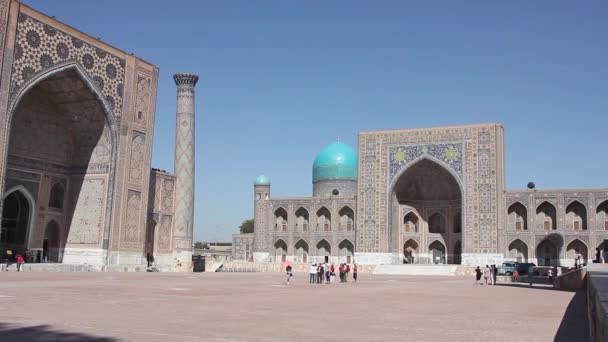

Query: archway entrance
[
  {"left": 536, "top": 239, "right": 559, "bottom": 266},
  {"left": 403, "top": 238, "right": 418, "bottom": 264},
  {"left": 43, "top": 220, "right": 61, "bottom": 262},
  {"left": 3, "top": 67, "right": 115, "bottom": 264},
  {"left": 391, "top": 158, "right": 462, "bottom": 264},
  {"left": 0, "top": 190, "right": 32, "bottom": 260},
  {"left": 429, "top": 240, "right": 446, "bottom": 264}
]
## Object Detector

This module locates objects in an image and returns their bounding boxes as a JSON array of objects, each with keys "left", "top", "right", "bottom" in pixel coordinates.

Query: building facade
[
  {"left": 235, "top": 123, "right": 608, "bottom": 267},
  {"left": 0, "top": 1, "right": 196, "bottom": 270}
]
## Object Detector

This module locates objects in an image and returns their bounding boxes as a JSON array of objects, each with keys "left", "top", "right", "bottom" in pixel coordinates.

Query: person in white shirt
[{"left": 309, "top": 264, "right": 317, "bottom": 284}]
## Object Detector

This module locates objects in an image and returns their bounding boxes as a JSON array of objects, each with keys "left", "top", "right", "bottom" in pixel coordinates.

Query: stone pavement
[{"left": 0, "top": 272, "right": 585, "bottom": 341}]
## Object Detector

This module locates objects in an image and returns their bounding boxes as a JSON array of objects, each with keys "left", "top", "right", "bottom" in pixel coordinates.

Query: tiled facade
[
  {"left": 0, "top": 1, "right": 183, "bottom": 269},
  {"left": 238, "top": 123, "right": 607, "bottom": 267}
]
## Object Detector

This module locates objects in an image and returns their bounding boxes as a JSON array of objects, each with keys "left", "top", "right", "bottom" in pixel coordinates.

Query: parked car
[
  {"left": 498, "top": 262, "right": 518, "bottom": 275},
  {"left": 516, "top": 262, "right": 536, "bottom": 276}
]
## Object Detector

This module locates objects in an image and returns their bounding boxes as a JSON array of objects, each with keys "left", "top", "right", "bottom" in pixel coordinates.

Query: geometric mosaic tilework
[
  {"left": 10, "top": 14, "right": 125, "bottom": 117},
  {"left": 389, "top": 142, "right": 463, "bottom": 183}
]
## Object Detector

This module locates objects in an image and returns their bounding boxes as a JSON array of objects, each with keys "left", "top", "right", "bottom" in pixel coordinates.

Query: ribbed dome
[
  {"left": 312, "top": 142, "right": 357, "bottom": 182},
  {"left": 254, "top": 175, "right": 270, "bottom": 185}
]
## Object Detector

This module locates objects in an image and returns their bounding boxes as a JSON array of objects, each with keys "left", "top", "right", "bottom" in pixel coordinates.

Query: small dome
[
  {"left": 254, "top": 175, "right": 270, "bottom": 185},
  {"left": 312, "top": 142, "right": 357, "bottom": 182}
]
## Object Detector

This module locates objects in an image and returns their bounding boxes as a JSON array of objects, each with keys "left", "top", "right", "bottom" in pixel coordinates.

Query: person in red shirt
[
  {"left": 353, "top": 264, "right": 358, "bottom": 283},
  {"left": 345, "top": 264, "right": 351, "bottom": 282},
  {"left": 338, "top": 264, "right": 345, "bottom": 283},
  {"left": 330, "top": 264, "right": 335, "bottom": 283},
  {"left": 16, "top": 254, "right": 24, "bottom": 272}
]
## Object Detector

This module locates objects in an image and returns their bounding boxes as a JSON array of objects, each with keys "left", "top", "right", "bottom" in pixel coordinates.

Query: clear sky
[{"left": 24, "top": 1, "right": 608, "bottom": 242}]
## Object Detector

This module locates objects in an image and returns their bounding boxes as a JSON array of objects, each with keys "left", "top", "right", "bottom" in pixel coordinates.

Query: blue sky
[{"left": 24, "top": 1, "right": 608, "bottom": 242}]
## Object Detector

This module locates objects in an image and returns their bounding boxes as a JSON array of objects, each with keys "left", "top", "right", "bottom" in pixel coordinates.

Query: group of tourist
[
  {"left": 474, "top": 265, "right": 499, "bottom": 285},
  {"left": 297, "top": 263, "right": 358, "bottom": 284}
]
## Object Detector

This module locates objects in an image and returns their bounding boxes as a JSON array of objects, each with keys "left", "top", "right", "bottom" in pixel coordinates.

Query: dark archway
[
  {"left": 429, "top": 240, "right": 446, "bottom": 264},
  {"left": 294, "top": 239, "right": 309, "bottom": 263},
  {"left": 43, "top": 220, "right": 61, "bottom": 262},
  {"left": 274, "top": 207, "right": 288, "bottom": 232},
  {"left": 295, "top": 207, "right": 309, "bottom": 232},
  {"left": 536, "top": 202, "right": 557, "bottom": 231},
  {"left": 338, "top": 239, "right": 354, "bottom": 264},
  {"left": 537, "top": 239, "right": 559, "bottom": 266},
  {"left": 338, "top": 206, "right": 354, "bottom": 231},
  {"left": 391, "top": 158, "right": 462, "bottom": 264},
  {"left": 403, "top": 212, "right": 419, "bottom": 233},
  {"left": 0, "top": 189, "right": 33, "bottom": 259},
  {"left": 316, "top": 207, "right": 331, "bottom": 232},
  {"left": 403, "top": 238, "right": 419, "bottom": 264},
  {"left": 508, "top": 239, "right": 528, "bottom": 263},
  {"left": 4, "top": 66, "right": 116, "bottom": 263},
  {"left": 508, "top": 202, "right": 528, "bottom": 231},
  {"left": 566, "top": 201, "right": 587, "bottom": 231},
  {"left": 274, "top": 239, "right": 288, "bottom": 262},
  {"left": 597, "top": 200, "right": 608, "bottom": 231},
  {"left": 566, "top": 239, "right": 588, "bottom": 266}
]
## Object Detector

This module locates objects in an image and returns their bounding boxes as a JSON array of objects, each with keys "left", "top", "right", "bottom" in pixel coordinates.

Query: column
[{"left": 173, "top": 73, "right": 199, "bottom": 269}]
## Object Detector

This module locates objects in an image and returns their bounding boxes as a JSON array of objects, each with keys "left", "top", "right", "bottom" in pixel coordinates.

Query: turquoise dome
[
  {"left": 312, "top": 142, "right": 358, "bottom": 182},
  {"left": 254, "top": 175, "right": 270, "bottom": 185}
]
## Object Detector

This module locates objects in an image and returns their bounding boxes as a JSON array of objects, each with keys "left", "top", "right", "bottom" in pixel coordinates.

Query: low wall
[{"left": 587, "top": 264, "right": 608, "bottom": 342}]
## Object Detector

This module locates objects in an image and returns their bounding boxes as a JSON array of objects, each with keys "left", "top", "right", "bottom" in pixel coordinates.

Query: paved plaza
[{"left": 0, "top": 272, "right": 586, "bottom": 341}]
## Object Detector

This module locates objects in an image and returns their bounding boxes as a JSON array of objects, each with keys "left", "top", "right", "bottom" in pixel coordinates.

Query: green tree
[
  {"left": 193, "top": 241, "right": 204, "bottom": 249},
  {"left": 239, "top": 219, "right": 254, "bottom": 234}
]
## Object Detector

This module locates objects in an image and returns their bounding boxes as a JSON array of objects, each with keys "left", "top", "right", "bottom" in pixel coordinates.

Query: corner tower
[
  {"left": 252, "top": 175, "right": 271, "bottom": 262},
  {"left": 312, "top": 142, "right": 358, "bottom": 197}
]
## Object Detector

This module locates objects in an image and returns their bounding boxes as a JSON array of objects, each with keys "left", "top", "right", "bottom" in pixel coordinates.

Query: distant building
[{"left": 234, "top": 124, "right": 608, "bottom": 267}]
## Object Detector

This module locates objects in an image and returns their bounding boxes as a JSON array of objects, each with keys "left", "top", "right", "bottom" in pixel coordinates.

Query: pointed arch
[
  {"left": 2, "top": 185, "right": 36, "bottom": 252},
  {"left": 274, "top": 207, "right": 288, "bottom": 232},
  {"left": 536, "top": 238, "right": 559, "bottom": 266},
  {"left": 508, "top": 238, "right": 528, "bottom": 262},
  {"left": 338, "top": 206, "right": 354, "bottom": 231},
  {"left": 4, "top": 64, "right": 119, "bottom": 261},
  {"left": 403, "top": 211, "right": 419, "bottom": 233},
  {"left": 295, "top": 207, "right": 309, "bottom": 232},
  {"left": 403, "top": 238, "right": 419, "bottom": 264},
  {"left": 429, "top": 240, "right": 446, "bottom": 264},
  {"left": 507, "top": 202, "right": 528, "bottom": 231},
  {"left": 294, "top": 238, "right": 309, "bottom": 263},
  {"left": 316, "top": 239, "right": 331, "bottom": 255},
  {"left": 536, "top": 201, "right": 557, "bottom": 231},
  {"left": 565, "top": 200, "right": 587, "bottom": 231},
  {"left": 43, "top": 219, "right": 61, "bottom": 262},
  {"left": 338, "top": 239, "right": 354, "bottom": 262},
  {"left": 274, "top": 239, "right": 288, "bottom": 262},
  {"left": 597, "top": 200, "right": 608, "bottom": 231},
  {"left": 566, "top": 238, "right": 588, "bottom": 265},
  {"left": 316, "top": 206, "right": 331, "bottom": 232}
]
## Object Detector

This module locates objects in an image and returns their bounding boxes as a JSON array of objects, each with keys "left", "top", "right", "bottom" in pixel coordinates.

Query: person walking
[
  {"left": 325, "top": 266, "right": 331, "bottom": 284},
  {"left": 483, "top": 265, "right": 490, "bottom": 285},
  {"left": 16, "top": 254, "right": 24, "bottom": 272},
  {"left": 353, "top": 264, "right": 358, "bottom": 283},
  {"left": 309, "top": 264, "right": 317, "bottom": 284},
  {"left": 492, "top": 264, "right": 498, "bottom": 285},
  {"left": 339, "top": 263, "right": 345, "bottom": 283},
  {"left": 475, "top": 266, "right": 482, "bottom": 285},
  {"left": 330, "top": 264, "right": 336, "bottom": 283},
  {"left": 286, "top": 265, "right": 293, "bottom": 285}
]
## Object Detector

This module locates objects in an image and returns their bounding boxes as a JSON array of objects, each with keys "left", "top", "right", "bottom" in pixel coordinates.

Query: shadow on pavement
[
  {"left": 494, "top": 283, "right": 565, "bottom": 292},
  {"left": 0, "top": 323, "right": 118, "bottom": 341},
  {"left": 554, "top": 290, "right": 590, "bottom": 342}
]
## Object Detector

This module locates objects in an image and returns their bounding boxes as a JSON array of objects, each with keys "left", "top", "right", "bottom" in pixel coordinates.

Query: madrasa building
[
  {"left": 0, "top": 0, "right": 198, "bottom": 271},
  {"left": 233, "top": 123, "right": 608, "bottom": 267}
]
